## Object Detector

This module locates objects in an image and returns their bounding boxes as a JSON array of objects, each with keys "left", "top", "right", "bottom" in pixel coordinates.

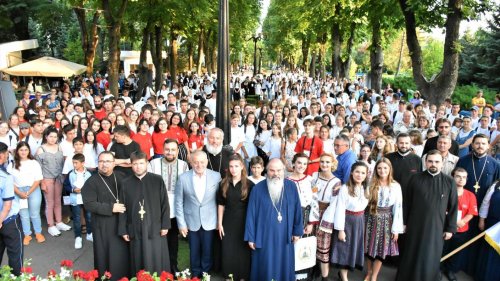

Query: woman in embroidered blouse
[
  {"left": 306, "top": 153, "right": 341, "bottom": 280},
  {"left": 364, "top": 158, "right": 403, "bottom": 281},
  {"left": 287, "top": 153, "right": 314, "bottom": 225}
]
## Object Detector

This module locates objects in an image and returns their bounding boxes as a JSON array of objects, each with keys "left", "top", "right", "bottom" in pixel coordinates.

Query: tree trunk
[
  {"left": 73, "top": 3, "right": 101, "bottom": 76},
  {"left": 370, "top": 19, "right": 383, "bottom": 93},
  {"left": 196, "top": 27, "right": 205, "bottom": 75},
  {"left": 98, "top": 29, "right": 106, "bottom": 70},
  {"left": 310, "top": 49, "right": 316, "bottom": 79},
  {"left": 102, "top": 0, "right": 128, "bottom": 97},
  {"left": 150, "top": 25, "right": 163, "bottom": 92},
  {"left": 187, "top": 41, "right": 194, "bottom": 71},
  {"left": 169, "top": 28, "right": 178, "bottom": 88},
  {"left": 318, "top": 32, "right": 327, "bottom": 80},
  {"left": 204, "top": 29, "right": 212, "bottom": 75},
  {"left": 395, "top": 32, "right": 405, "bottom": 77},
  {"left": 332, "top": 21, "right": 342, "bottom": 78},
  {"left": 136, "top": 21, "right": 151, "bottom": 97},
  {"left": 398, "top": 0, "right": 461, "bottom": 105},
  {"left": 301, "top": 36, "right": 310, "bottom": 73},
  {"left": 340, "top": 22, "right": 356, "bottom": 79}
]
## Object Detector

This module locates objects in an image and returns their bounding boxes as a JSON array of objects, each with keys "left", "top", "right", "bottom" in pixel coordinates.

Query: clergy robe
[
  {"left": 82, "top": 172, "right": 129, "bottom": 281},
  {"left": 456, "top": 153, "right": 500, "bottom": 275},
  {"left": 244, "top": 179, "right": 304, "bottom": 281},
  {"left": 395, "top": 171, "right": 458, "bottom": 281},
  {"left": 118, "top": 173, "right": 171, "bottom": 276}
]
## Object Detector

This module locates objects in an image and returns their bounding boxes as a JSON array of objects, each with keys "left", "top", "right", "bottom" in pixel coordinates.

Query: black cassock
[
  {"left": 396, "top": 171, "right": 458, "bottom": 281},
  {"left": 118, "top": 173, "right": 170, "bottom": 276},
  {"left": 82, "top": 172, "right": 130, "bottom": 281}
]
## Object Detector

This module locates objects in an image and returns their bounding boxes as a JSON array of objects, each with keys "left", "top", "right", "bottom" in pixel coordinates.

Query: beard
[
  {"left": 267, "top": 176, "right": 284, "bottom": 205},
  {"left": 95, "top": 103, "right": 103, "bottom": 110},
  {"left": 428, "top": 166, "right": 438, "bottom": 174},
  {"left": 206, "top": 143, "right": 222, "bottom": 155}
]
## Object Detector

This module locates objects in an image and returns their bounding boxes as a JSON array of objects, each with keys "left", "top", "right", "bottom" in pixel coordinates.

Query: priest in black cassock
[
  {"left": 456, "top": 134, "right": 500, "bottom": 276},
  {"left": 203, "top": 128, "right": 233, "bottom": 178},
  {"left": 118, "top": 151, "right": 171, "bottom": 276},
  {"left": 82, "top": 151, "right": 129, "bottom": 281},
  {"left": 396, "top": 150, "right": 458, "bottom": 281}
]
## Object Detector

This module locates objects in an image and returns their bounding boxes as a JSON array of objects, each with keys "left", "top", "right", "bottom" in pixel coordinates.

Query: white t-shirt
[{"left": 8, "top": 159, "right": 43, "bottom": 187}]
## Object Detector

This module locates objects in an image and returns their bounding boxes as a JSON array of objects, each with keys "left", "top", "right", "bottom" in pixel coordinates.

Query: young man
[
  {"left": 109, "top": 125, "right": 141, "bottom": 176},
  {"left": 294, "top": 119, "right": 323, "bottom": 176},
  {"left": 441, "top": 167, "right": 477, "bottom": 281}
]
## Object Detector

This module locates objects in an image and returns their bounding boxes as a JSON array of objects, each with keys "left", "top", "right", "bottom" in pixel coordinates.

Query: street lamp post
[
  {"left": 258, "top": 47, "right": 263, "bottom": 74},
  {"left": 248, "top": 33, "right": 262, "bottom": 76},
  {"left": 216, "top": 0, "right": 230, "bottom": 144}
]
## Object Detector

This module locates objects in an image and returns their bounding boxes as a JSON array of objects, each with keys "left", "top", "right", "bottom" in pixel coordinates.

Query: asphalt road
[{"left": 2, "top": 221, "right": 474, "bottom": 281}]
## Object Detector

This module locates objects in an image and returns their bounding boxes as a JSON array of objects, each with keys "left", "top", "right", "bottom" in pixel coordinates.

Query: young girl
[
  {"left": 151, "top": 118, "right": 169, "bottom": 158},
  {"left": 320, "top": 125, "right": 334, "bottom": 155},
  {"left": 187, "top": 121, "right": 205, "bottom": 153},
  {"left": 330, "top": 161, "right": 370, "bottom": 281},
  {"left": 248, "top": 156, "right": 265, "bottom": 184},
  {"left": 350, "top": 121, "right": 364, "bottom": 157},
  {"left": 83, "top": 129, "right": 104, "bottom": 172},
  {"left": 306, "top": 153, "right": 341, "bottom": 280},
  {"left": 358, "top": 144, "right": 376, "bottom": 181},
  {"left": 370, "top": 135, "right": 393, "bottom": 162},
  {"left": 96, "top": 118, "right": 112, "bottom": 150},
  {"left": 281, "top": 127, "right": 298, "bottom": 176},
  {"left": 242, "top": 113, "right": 258, "bottom": 162},
  {"left": 287, "top": 153, "right": 314, "bottom": 226},
  {"left": 364, "top": 158, "right": 403, "bottom": 281},
  {"left": 262, "top": 124, "right": 282, "bottom": 160},
  {"left": 131, "top": 119, "right": 153, "bottom": 160}
]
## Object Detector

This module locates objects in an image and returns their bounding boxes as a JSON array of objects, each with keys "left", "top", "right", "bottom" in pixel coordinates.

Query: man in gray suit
[{"left": 175, "top": 150, "right": 221, "bottom": 278}]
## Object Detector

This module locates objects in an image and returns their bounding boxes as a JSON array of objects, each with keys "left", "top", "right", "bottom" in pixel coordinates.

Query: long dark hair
[
  {"left": 221, "top": 154, "right": 250, "bottom": 201},
  {"left": 42, "top": 126, "right": 59, "bottom": 144},
  {"left": 14, "top": 141, "right": 34, "bottom": 170},
  {"left": 84, "top": 129, "right": 98, "bottom": 152},
  {"left": 346, "top": 161, "right": 370, "bottom": 198}
]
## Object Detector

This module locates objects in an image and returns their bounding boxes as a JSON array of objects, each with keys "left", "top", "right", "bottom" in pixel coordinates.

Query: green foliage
[
  {"left": 451, "top": 84, "right": 497, "bottom": 109},
  {"left": 382, "top": 75, "right": 417, "bottom": 93},
  {"left": 421, "top": 38, "right": 444, "bottom": 78},
  {"left": 458, "top": 8, "right": 500, "bottom": 90}
]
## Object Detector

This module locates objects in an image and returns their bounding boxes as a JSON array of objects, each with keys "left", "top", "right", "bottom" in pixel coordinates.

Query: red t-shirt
[
  {"left": 457, "top": 189, "right": 478, "bottom": 233},
  {"left": 132, "top": 132, "right": 153, "bottom": 159},
  {"left": 152, "top": 131, "right": 169, "bottom": 155},
  {"left": 187, "top": 134, "right": 205, "bottom": 151},
  {"left": 165, "top": 126, "right": 188, "bottom": 144},
  {"left": 294, "top": 136, "right": 324, "bottom": 176},
  {"left": 94, "top": 109, "right": 107, "bottom": 120},
  {"left": 96, "top": 131, "right": 111, "bottom": 150}
]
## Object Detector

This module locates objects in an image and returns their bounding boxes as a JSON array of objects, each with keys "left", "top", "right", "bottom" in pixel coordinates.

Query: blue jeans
[
  {"left": 71, "top": 204, "right": 92, "bottom": 238},
  {"left": 15, "top": 186, "right": 42, "bottom": 235}
]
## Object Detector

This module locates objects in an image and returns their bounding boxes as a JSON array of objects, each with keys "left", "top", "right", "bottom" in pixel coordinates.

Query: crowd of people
[{"left": 0, "top": 70, "right": 499, "bottom": 281}]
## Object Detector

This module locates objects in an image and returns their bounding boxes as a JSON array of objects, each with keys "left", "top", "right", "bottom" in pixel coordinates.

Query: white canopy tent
[{"left": 1, "top": 56, "right": 86, "bottom": 77}]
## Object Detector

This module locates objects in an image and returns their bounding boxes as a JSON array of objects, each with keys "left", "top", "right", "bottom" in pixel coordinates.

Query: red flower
[
  {"left": 48, "top": 269, "right": 57, "bottom": 277},
  {"left": 73, "top": 270, "right": 86, "bottom": 279},
  {"left": 160, "top": 271, "right": 174, "bottom": 281},
  {"left": 191, "top": 277, "right": 201, "bottom": 281},
  {"left": 103, "top": 271, "right": 112, "bottom": 280},
  {"left": 30, "top": 277, "right": 36, "bottom": 281},
  {"left": 60, "top": 259, "right": 74, "bottom": 268},
  {"left": 117, "top": 278, "right": 129, "bottom": 281},
  {"left": 21, "top": 267, "right": 33, "bottom": 274},
  {"left": 86, "top": 269, "right": 99, "bottom": 280},
  {"left": 136, "top": 270, "right": 146, "bottom": 279}
]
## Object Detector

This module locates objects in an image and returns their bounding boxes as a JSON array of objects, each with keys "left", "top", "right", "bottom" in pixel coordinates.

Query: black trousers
[
  {"left": 0, "top": 216, "right": 24, "bottom": 276},
  {"left": 167, "top": 218, "right": 179, "bottom": 269},
  {"left": 442, "top": 231, "right": 469, "bottom": 273}
]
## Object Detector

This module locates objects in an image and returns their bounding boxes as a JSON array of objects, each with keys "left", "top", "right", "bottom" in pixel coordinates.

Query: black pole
[
  {"left": 217, "top": 0, "right": 230, "bottom": 145},
  {"left": 258, "top": 47, "right": 262, "bottom": 74},
  {"left": 253, "top": 39, "right": 258, "bottom": 76}
]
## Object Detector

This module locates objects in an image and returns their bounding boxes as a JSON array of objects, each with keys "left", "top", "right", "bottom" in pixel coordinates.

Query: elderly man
[
  {"left": 82, "top": 152, "right": 129, "bottom": 280},
  {"left": 202, "top": 128, "right": 233, "bottom": 178},
  {"left": 333, "top": 134, "right": 357, "bottom": 184},
  {"left": 149, "top": 139, "right": 189, "bottom": 273},
  {"left": 394, "top": 111, "right": 414, "bottom": 135},
  {"left": 175, "top": 150, "right": 221, "bottom": 278},
  {"left": 423, "top": 135, "right": 458, "bottom": 176},
  {"left": 244, "top": 158, "right": 303, "bottom": 281},
  {"left": 396, "top": 150, "right": 458, "bottom": 281}
]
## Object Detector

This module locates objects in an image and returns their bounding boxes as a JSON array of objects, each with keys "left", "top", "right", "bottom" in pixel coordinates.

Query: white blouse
[
  {"left": 333, "top": 184, "right": 369, "bottom": 231},
  {"left": 287, "top": 175, "right": 314, "bottom": 208},
  {"left": 372, "top": 182, "right": 404, "bottom": 234}
]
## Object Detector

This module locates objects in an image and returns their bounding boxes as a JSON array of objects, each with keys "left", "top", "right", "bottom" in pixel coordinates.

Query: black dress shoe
[{"left": 445, "top": 270, "right": 457, "bottom": 281}]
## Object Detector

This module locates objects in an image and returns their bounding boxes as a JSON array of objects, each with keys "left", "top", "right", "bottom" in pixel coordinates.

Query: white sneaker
[
  {"left": 75, "top": 237, "right": 82, "bottom": 249},
  {"left": 56, "top": 222, "right": 72, "bottom": 231},
  {"left": 86, "top": 233, "right": 93, "bottom": 242},
  {"left": 47, "top": 226, "right": 61, "bottom": 237}
]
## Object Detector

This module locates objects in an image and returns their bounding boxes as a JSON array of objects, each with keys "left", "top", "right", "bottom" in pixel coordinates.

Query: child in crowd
[
  {"left": 248, "top": 156, "right": 265, "bottom": 184},
  {"left": 67, "top": 153, "right": 92, "bottom": 249}
]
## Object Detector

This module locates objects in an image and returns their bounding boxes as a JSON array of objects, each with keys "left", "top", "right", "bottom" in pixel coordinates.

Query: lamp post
[
  {"left": 216, "top": 0, "right": 230, "bottom": 144},
  {"left": 258, "top": 47, "right": 263, "bottom": 75},
  {"left": 248, "top": 33, "right": 262, "bottom": 76}
]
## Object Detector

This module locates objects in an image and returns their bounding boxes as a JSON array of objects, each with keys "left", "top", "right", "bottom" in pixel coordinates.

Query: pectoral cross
[
  {"left": 139, "top": 205, "right": 146, "bottom": 221},
  {"left": 474, "top": 182, "right": 480, "bottom": 193}
]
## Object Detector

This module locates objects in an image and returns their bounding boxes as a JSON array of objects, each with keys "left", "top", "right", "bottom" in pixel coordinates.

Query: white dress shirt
[{"left": 193, "top": 171, "right": 207, "bottom": 203}]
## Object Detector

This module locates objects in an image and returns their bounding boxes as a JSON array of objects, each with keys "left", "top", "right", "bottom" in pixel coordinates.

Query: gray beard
[
  {"left": 206, "top": 143, "right": 223, "bottom": 155},
  {"left": 267, "top": 177, "right": 284, "bottom": 205}
]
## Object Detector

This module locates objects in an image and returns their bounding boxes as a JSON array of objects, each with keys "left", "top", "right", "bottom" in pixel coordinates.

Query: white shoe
[
  {"left": 75, "top": 237, "right": 82, "bottom": 249},
  {"left": 47, "top": 226, "right": 61, "bottom": 237},
  {"left": 86, "top": 233, "right": 93, "bottom": 242},
  {"left": 56, "top": 222, "right": 72, "bottom": 231}
]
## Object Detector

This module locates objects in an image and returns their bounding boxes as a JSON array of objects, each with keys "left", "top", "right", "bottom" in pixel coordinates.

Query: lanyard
[{"left": 302, "top": 136, "right": 316, "bottom": 152}]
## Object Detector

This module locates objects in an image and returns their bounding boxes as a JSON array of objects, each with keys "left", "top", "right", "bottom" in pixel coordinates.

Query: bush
[
  {"left": 452, "top": 84, "right": 497, "bottom": 109},
  {"left": 382, "top": 75, "right": 417, "bottom": 97}
]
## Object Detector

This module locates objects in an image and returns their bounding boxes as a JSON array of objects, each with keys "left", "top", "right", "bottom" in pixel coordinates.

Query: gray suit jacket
[{"left": 174, "top": 169, "right": 221, "bottom": 231}]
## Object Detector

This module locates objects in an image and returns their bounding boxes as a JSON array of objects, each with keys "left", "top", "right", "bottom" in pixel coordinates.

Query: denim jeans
[
  {"left": 15, "top": 186, "right": 42, "bottom": 235},
  {"left": 71, "top": 204, "right": 92, "bottom": 238}
]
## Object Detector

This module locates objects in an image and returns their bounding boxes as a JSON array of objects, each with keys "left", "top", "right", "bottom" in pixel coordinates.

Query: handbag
[{"left": 294, "top": 235, "right": 317, "bottom": 271}]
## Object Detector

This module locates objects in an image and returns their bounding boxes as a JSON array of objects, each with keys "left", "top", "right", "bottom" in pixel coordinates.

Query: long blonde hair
[{"left": 368, "top": 157, "right": 395, "bottom": 215}]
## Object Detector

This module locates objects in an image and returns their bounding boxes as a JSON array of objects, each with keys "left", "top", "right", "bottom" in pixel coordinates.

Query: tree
[
  {"left": 72, "top": 0, "right": 101, "bottom": 76},
  {"left": 101, "top": 0, "right": 128, "bottom": 97},
  {"left": 398, "top": 0, "right": 487, "bottom": 105}
]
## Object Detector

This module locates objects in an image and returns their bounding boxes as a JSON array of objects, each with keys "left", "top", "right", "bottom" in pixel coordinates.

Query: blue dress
[
  {"left": 455, "top": 129, "right": 475, "bottom": 158},
  {"left": 244, "top": 180, "right": 304, "bottom": 281}
]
